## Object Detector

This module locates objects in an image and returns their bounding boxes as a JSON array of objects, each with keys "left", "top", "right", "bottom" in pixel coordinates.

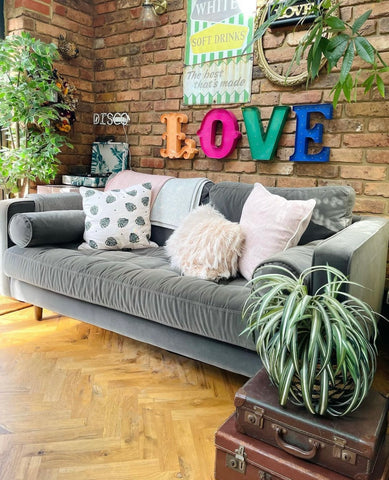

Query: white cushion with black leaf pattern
[{"left": 78, "top": 183, "right": 156, "bottom": 250}]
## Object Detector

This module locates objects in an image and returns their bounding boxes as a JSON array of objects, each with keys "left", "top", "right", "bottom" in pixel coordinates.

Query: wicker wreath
[{"left": 255, "top": 1, "right": 339, "bottom": 87}]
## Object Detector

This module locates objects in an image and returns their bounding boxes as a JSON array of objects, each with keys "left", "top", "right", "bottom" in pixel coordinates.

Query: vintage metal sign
[
  {"left": 183, "top": 0, "right": 256, "bottom": 106},
  {"left": 268, "top": 0, "right": 320, "bottom": 27}
]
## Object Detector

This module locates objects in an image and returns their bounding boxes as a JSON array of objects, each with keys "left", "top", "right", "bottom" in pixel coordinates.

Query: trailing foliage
[
  {"left": 242, "top": 265, "right": 378, "bottom": 416},
  {"left": 253, "top": 0, "right": 388, "bottom": 107},
  {"left": 0, "top": 32, "right": 74, "bottom": 197}
]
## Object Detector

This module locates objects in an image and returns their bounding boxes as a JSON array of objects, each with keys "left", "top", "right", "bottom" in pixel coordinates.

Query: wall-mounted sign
[
  {"left": 183, "top": 0, "right": 257, "bottom": 106},
  {"left": 197, "top": 109, "right": 242, "bottom": 159},
  {"left": 160, "top": 113, "right": 198, "bottom": 159},
  {"left": 93, "top": 112, "right": 130, "bottom": 126},
  {"left": 160, "top": 104, "right": 333, "bottom": 162},
  {"left": 267, "top": 0, "right": 320, "bottom": 27}
]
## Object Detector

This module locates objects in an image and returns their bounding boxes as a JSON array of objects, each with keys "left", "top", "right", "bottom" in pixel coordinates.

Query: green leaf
[
  {"left": 362, "top": 73, "right": 375, "bottom": 94},
  {"left": 376, "top": 74, "right": 385, "bottom": 98},
  {"left": 309, "top": 39, "right": 327, "bottom": 79},
  {"left": 342, "top": 73, "right": 354, "bottom": 102},
  {"left": 318, "top": 368, "right": 329, "bottom": 415},
  {"left": 325, "top": 16, "right": 346, "bottom": 31},
  {"left": 340, "top": 42, "right": 355, "bottom": 84},
  {"left": 325, "top": 34, "right": 349, "bottom": 70},
  {"left": 279, "top": 358, "right": 295, "bottom": 406},
  {"left": 354, "top": 37, "right": 376, "bottom": 65},
  {"left": 352, "top": 9, "right": 372, "bottom": 34}
]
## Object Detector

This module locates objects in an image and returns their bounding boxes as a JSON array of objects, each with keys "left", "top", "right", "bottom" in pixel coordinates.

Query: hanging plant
[{"left": 253, "top": 0, "right": 388, "bottom": 107}]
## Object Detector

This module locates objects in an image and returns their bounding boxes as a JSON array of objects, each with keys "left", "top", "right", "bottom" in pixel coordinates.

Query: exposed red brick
[
  {"left": 343, "top": 133, "right": 389, "bottom": 148},
  {"left": 54, "top": 4, "right": 66, "bottom": 16},
  {"left": 15, "top": 0, "right": 50, "bottom": 16},
  {"left": 277, "top": 177, "right": 317, "bottom": 188},
  {"left": 193, "top": 159, "right": 223, "bottom": 172},
  {"left": 140, "top": 158, "right": 165, "bottom": 169},
  {"left": 95, "top": 1, "right": 116, "bottom": 14},
  {"left": 367, "top": 150, "right": 389, "bottom": 164},
  {"left": 280, "top": 90, "right": 323, "bottom": 105},
  {"left": 354, "top": 198, "right": 386, "bottom": 214},
  {"left": 330, "top": 149, "right": 364, "bottom": 163},
  {"left": 365, "top": 183, "right": 389, "bottom": 198},
  {"left": 224, "top": 160, "right": 257, "bottom": 173},
  {"left": 166, "top": 159, "right": 193, "bottom": 170},
  {"left": 340, "top": 165, "right": 387, "bottom": 181},
  {"left": 258, "top": 163, "right": 294, "bottom": 176}
]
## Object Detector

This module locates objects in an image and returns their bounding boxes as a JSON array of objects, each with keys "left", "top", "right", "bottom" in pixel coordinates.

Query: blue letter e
[{"left": 290, "top": 104, "right": 333, "bottom": 162}]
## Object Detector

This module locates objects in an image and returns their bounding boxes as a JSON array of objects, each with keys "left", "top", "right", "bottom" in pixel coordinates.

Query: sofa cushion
[
  {"left": 165, "top": 205, "right": 244, "bottom": 281},
  {"left": 239, "top": 183, "right": 315, "bottom": 280},
  {"left": 79, "top": 185, "right": 155, "bottom": 250},
  {"left": 209, "top": 182, "right": 355, "bottom": 244},
  {"left": 3, "top": 245, "right": 255, "bottom": 352},
  {"left": 8, "top": 210, "right": 85, "bottom": 247}
]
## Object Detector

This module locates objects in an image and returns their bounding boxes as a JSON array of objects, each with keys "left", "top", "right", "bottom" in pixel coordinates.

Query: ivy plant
[
  {"left": 253, "top": 0, "right": 388, "bottom": 107},
  {"left": 0, "top": 32, "right": 74, "bottom": 198}
]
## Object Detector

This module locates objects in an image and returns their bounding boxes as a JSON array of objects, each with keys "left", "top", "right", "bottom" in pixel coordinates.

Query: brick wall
[
  {"left": 5, "top": 0, "right": 389, "bottom": 216},
  {"left": 92, "top": 0, "right": 389, "bottom": 216}
]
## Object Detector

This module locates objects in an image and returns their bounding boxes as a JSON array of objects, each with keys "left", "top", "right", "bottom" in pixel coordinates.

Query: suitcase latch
[
  {"left": 333, "top": 436, "right": 356, "bottom": 465},
  {"left": 226, "top": 445, "right": 246, "bottom": 474},
  {"left": 244, "top": 406, "right": 265, "bottom": 429},
  {"left": 259, "top": 472, "right": 272, "bottom": 480}
]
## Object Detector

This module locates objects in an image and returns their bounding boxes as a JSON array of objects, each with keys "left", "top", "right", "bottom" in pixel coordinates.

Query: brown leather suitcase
[
  {"left": 215, "top": 414, "right": 389, "bottom": 480},
  {"left": 234, "top": 368, "right": 389, "bottom": 480}
]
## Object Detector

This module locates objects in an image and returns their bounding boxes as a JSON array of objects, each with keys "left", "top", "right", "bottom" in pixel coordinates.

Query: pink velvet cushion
[{"left": 239, "top": 183, "right": 316, "bottom": 281}]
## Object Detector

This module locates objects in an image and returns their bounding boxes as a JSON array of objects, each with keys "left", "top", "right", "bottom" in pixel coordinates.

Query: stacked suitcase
[{"left": 215, "top": 368, "right": 389, "bottom": 480}]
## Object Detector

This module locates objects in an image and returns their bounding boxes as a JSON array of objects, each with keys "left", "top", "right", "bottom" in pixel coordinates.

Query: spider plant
[{"left": 242, "top": 265, "right": 378, "bottom": 417}]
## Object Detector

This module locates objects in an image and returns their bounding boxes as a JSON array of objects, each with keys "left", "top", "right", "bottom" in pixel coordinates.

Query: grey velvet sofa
[{"left": 1, "top": 180, "right": 388, "bottom": 377}]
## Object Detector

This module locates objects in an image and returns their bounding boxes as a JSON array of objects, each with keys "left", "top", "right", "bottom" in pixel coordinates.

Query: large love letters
[{"left": 160, "top": 104, "right": 333, "bottom": 162}]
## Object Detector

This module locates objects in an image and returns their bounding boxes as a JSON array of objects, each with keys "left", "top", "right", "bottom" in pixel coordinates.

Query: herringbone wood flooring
[
  {"left": 0, "top": 296, "right": 246, "bottom": 480},
  {"left": 1, "top": 296, "right": 389, "bottom": 480}
]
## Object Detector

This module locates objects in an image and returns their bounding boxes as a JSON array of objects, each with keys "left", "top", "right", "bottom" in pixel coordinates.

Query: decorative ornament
[
  {"left": 160, "top": 113, "right": 198, "bottom": 159},
  {"left": 52, "top": 69, "right": 78, "bottom": 133},
  {"left": 197, "top": 109, "right": 242, "bottom": 159},
  {"left": 290, "top": 104, "right": 333, "bottom": 162},
  {"left": 242, "top": 106, "right": 291, "bottom": 161},
  {"left": 58, "top": 34, "right": 79, "bottom": 60}
]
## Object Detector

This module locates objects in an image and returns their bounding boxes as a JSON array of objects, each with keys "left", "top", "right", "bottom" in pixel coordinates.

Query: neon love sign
[{"left": 160, "top": 104, "right": 333, "bottom": 162}]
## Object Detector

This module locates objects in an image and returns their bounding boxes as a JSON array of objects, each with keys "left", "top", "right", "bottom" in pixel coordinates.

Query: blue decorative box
[
  {"left": 91, "top": 142, "right": 129, "bottom": 175},
  {"left": 62, "top": 142, "right": 129, "bottom": 188}
]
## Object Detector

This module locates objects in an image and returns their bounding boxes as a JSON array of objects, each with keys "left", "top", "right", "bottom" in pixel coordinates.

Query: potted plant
[
  {"left": 242, "top": 265, "right": 379, "bottom": 417},
  {"left": 0, "top": 32, "right": 76, "bottom": 199}
]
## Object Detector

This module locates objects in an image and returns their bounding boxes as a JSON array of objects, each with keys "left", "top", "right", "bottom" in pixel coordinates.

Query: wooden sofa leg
[{"left": 34, "top": 306, "right": 43, "bottom": 321}]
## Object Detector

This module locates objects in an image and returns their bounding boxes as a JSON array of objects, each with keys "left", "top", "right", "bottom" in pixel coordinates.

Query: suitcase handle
[{"left": 273, "top": 425, "right": 320, "bottom": 460}]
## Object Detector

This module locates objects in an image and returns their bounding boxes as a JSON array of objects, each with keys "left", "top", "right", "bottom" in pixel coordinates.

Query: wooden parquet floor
[
  {"left": 1, "top": 296, "right": 389, "bottom": 480},
  {"left": 0, "top": 296, "right": 245, "bottom": 480}
]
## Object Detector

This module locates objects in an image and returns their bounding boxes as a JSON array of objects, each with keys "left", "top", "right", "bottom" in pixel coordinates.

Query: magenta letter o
[{"left": 197, "top": 109, "right": 242, "bottom": 159}]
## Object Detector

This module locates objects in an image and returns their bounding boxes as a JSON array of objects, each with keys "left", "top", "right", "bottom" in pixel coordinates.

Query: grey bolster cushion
[{"left": 9, "top": 210, "right": 86, "bottom": 247}]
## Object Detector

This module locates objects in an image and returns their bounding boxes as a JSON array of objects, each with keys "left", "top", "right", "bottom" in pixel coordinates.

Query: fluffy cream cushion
[
  {"left": 239, "top": 183, "right": 316, "bottom": 281},
  {"left": 165, "top": 204, "right": 244, "bottom": 281}
]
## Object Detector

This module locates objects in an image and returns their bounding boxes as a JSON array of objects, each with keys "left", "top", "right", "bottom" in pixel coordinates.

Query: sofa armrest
[
  {"left": 0, "top": 198, "right": 36, "bottom": 296},
  {"left": 253, "top": 241, "right": 319, "bottom": 280},
  {"left": 312, "top": 217, "right": 389, "bottom": 312},
  {"left": 27, "top": 192, "right": 83, "bottom": 212}
]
